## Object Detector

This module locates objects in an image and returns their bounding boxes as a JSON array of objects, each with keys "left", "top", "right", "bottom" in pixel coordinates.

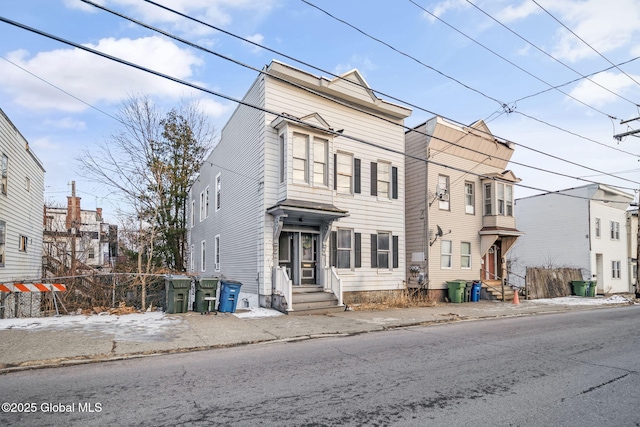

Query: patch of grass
[{"left": 349, "top": 289, "right": 438, "bottom": 311}]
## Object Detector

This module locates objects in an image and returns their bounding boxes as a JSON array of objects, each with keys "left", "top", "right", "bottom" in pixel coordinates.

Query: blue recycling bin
[
  {"left": 471, "top": 281, "right": 481, "bottom": 302},
  {"left": 218, "top": 280, "right": 243, "bottom": 313}
]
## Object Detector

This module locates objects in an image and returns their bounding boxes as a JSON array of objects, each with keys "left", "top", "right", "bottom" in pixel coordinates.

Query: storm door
[{"left": 300, "top": 233, "right": 318, "bottom": 285}]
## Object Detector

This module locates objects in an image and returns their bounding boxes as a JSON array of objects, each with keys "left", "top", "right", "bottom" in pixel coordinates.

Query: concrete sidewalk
[{"left": 0, "top": 299, "right": 634, "bottom": 373}]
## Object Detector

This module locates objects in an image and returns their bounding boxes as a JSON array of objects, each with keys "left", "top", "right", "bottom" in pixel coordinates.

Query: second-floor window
[
  {"left": 0, "top": 220, "right": 5, "bottom": 267},
  {"left": 465, "top": 182, "right": 475, "bottom": 214},
  {"left": 336, "top": 152, "right": 354, "bottom": 194},
  {"left": 293, "top": 133, "right": 309, "bottom": 183},
  {"left": 313, "top": 138, "right": 328, "bottom": 187},
  {"left": 216, "top": 173, "right": 221, "bottom": 212},
  {"left": 199, "top": 191, "right": 205, "bottom": 221},
  {"left": 19, "top": 235, "right": 27, "bottom": 252},
  {"left": 610, "top": 221, "right": 620, "bottom": 240},
  {"left": 191, "top": 200, "right": 195, "bottom": 227},
  {"left": 438, "top": 175, "right": 450, "bottom": 210},
  {"left": 595, "top": 218, "right": 601, "bottom": 238},
  {"left": 484, "top": 182, "right": 513, "bottom": 217},
  {"left": 1, "top": 154, "right": 7, "bottom": 195}
]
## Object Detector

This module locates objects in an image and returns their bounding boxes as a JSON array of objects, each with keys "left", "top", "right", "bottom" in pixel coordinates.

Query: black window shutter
[
  {"left": 330, "top": 231, "right": 337, "bottom": 267},
  {"left": 393, "top": 235, "right": 399, "bottom": 269},
  {"left": 333, "top": 154, "right": 337, "bottom": 191},
  {"left": 371, "top": 162, "right": 377, "bottom": 196},
  {"left": 355, "top": 233, "right": 362, "bottom": 268},
  {"left": 371, "top": 234, "right": 378, "bottom": 268},
  {"left": 354, "top": 158, "right": 361, "bottom": 194},
  {"left": 392, "top": 166, "right": 398, "bottom": 199}
]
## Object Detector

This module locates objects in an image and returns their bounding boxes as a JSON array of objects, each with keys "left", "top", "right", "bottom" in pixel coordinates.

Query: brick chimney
[
  {"left": 66, "top": 196, "right": 81, "bottom": 230},
  {"left": 96, "top": 207, "right": 103, "bottom": 221}
]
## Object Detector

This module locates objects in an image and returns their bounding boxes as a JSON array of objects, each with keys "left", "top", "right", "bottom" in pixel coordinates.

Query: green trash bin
[
  {"left": 165, "top": 275, "right": 192, "bottom": 314},
  {"left": 194, "top": 277, "right": 219, "bottom": 313},
  {"left": 447, "top": 280, "right": 467, "bottom": 303},
  {"left": 586, "top": 280, "right": 597, "bottom": 297},
  {"left": 571, "top": 280, "right": 587, "bottom": 297}
]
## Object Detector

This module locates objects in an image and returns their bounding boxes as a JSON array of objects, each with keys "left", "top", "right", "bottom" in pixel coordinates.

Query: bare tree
[{"left": 78, "top": 94, "right": 215, "bottom": 309}]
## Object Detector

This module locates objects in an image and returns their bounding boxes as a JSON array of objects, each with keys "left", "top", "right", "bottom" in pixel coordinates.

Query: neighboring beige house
[
  {"left": 405, "top": 117, "right": 522, "bottom": 301},
  {"left": 43, "top": 193, "right": 117, "bottom": 276},
  {"left": 189, "top": 60, "right": 411, "bottom": 313},
  {"left": 0, "top": 108, "right": 45, "bottom": 317}
]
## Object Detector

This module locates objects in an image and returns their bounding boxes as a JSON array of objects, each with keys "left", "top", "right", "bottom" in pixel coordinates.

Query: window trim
[
  {"left": 215, "top": 173, "right": 221, "bottom": 212},
  {"left": 279, "top": 133, "right": 285, "bottom": 184},
  {"left": 377, "top": 161, "right": 391, "bottom": 200},
  {"left": 437, "top": 175, "right": 450, "bottom": 210},
  {"left": 335, "top": 151, "right": 354, "bottom": 195},
  {"left": 199, "top": 191, "right": 205, "bottom": 222},
  {"left": 292, "top": 132, "right": 309, "bottom": 184},
  {"left": 612, "top": 260, "right": 621, "bottom": 279},
  {"left": 376, "top": 231, "right": 391, "bottom": 270},
  {"left": 484, "top": 183, "right": 492, "bottom": 216},
  {"left": 19, "top": 235, "right": 28, "bottom": 252},
  {"left": 461, "top": 241, "right": 471, "bottom": 269},
  {"left": 610, "top": 221, "right": 620, "bottom": 240},
  {"left": 313, "top": 138, "right": 328, "bottom": 187},
  {"left": 440, "top": 239, "right": 452, "bottom": 269},
  {"left": 191, "top": 200, "right": 195, "bottom": 228},
  {"left": 200, "top": 240, "right": 206, "bottom": 272},
  {"left": 1, "top": 154, "right": 7, "bottom": 196},
  {"left": 465, "top": 182, "right": 475, "bottom": 215},
  {"left": 205, "top": 186, "right": 210, "bottom": 218},
  {"left": 214, "top": 234, "right": 220, "bottom": 272},
  {"left": 336, "top": 228, "right": 353, "bottom": 269}
]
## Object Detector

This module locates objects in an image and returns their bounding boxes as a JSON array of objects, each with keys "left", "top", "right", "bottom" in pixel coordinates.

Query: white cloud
[
  {"left": 547, "top": 0, "right": 640, "bottom": 62},
  {"left": 426, "top": 0, "right": 469, "bottom": 22},
  {"left": 495, "top": 1, "right": 540, "bottom": 23},
  {"left": 334, "top": 56, "right": 378, "bottom": 77},
  {"left": 0, "top": 36, "right": 204, "bottom": 112},
  {"left": 196, "top": 97, "right": 232, "bottom": 119},
  {"left": 31, "top": 136, "right": 60, "bottom": 150},
  {"left": 44, "top": 117, "right": 87, "bottom": 130},
  {"left": 244, "top": 33, "right": 265, "bottom": 54},
  {"left": 568, "top": 71, "right": 640, "bottom": 108}
]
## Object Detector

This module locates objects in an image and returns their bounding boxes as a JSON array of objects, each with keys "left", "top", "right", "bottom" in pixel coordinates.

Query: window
[
  {"left": 205, "top": 186, "right": 210, "bottom": 218},
  {"left": 191, "top": 200, "right": 195, "bottom": 228},
  {"left": 215, "top": 173, "right": 221, "bottom": 212},
  {"left": 1, "top": 154, "right": 7, "bottom": 195},
  {"left": 461, "top": 242, "right": 471, "bottom": 269},
  {"left": 337, "top": 229, "right": 352, "bottom": 269},
  {"left": 377, "top": 232, "right": 390, "bottom": 269},
  {"left": 610, "top": 221, "right": 620, "bottom": 240},
  {"left": 438, "top": 175, "right": 450, "bottom": 210},
  {"left": 484, "top": 183, "right": 492, "bottom": 215},
  {"left": 370, "top": 233, "right": 397, "bottom": 269},
  {"left": 377, "top": 162, "right": 390, "bottom": 199},
  {"left": 465, "top": 182, "right": 474, "bottom": 214},
  {"left": 190, "top": 244, "right": 194, "bottom": 272},
  {"left": 441, "top": 240, "right": 452, "bottom": 269},
  {"left": 612, "top": 260, "right": 621, "bottom": 279},
  {"left": 497, "top": 183, "right": 505, "bottom": 215},
  {"left": 313, "top": 138, "right": 328, "bottom": 186},
  {"left": 292, "top": 133, "right": 309, "bottom": 183},
  {"left": 0, "top": 220, "right": 4, "bottom": 267},
  {"left": 506, "top": 185, "right": 513, "bottom": 216},
  {"left": 25, "top": 177, "right": 30, "bottom": 192},
  {"left": 214, "top": 235, "right": 220, "bottom": 272},
  {"left": 199, "top": 191, "right": 205, "bottom": 221},
  {"left": 201, "top": 240, "right": 206, "bottom": 272},
  {"left": 19, "top": 235, "right": 27, "bottom": 252},
  {"left": 595, "top": 218, "right": 601, "bottom": 238},
  {"left": 88, "top": 247, "right": 95, "bottom": 259},
  {"left": 279, "top": 134, "right": 285, "bottom": 184},
  {"left": 336, "top": 152, "right": 353, "bottom": 194}
]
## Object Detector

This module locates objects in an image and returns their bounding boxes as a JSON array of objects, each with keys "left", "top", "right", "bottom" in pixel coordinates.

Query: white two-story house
[
  {"left": 0, "top": 108, "right": 45, "bottom": 317},
  {"left": 405, "top": 117, "right": 522, "bottom": 301},
  {"left": 510, "top": 184, "right": 634, "bottom": 295},
  {"left": 189, "top": 60, "right": 411, "bottom": 313}
]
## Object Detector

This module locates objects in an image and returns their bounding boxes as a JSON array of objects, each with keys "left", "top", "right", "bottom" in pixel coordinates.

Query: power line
[
  {"left": 297, "top": 0, "right": 640, "bottom": 159},
  {"left": 463, "top": 0, "right": 639, "bottom": 108},
  {"left": 81, "top": 0, "right": 640, "bottom": 188},
  {"left": 2, "top": 13, "right": 638, "bottom": 201},
  {"left": 407, "top": 0, "right": 619, "bottom": 120}
]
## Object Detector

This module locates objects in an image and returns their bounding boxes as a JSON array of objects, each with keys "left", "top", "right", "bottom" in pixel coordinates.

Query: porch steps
[
  {"left": 481, "top": 280, "right": 515, "bottom": 302},
  {"left": 289, "top": 286, "right": 344, "bottom": 315}
]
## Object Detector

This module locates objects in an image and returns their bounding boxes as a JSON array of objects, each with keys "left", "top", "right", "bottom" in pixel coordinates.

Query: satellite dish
[{"left": 437, "top": 225, "right": 443, "bottom": 237}]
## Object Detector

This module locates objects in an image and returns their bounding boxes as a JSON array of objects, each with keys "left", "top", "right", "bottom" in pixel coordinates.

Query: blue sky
[{"left": 1, "top": 0, "right": 640, "bottom": 220}]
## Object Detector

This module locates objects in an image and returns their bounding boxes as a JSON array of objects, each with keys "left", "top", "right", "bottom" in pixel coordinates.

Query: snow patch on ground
[
  {"left": 0, "top": 311, "right": 185, "bottom": 342},
  {"left": 532, "top": 295, "right": 633, "bottom": 305},
  {"left": 233, "top": 307, "right": 284, "bottom": 319}
]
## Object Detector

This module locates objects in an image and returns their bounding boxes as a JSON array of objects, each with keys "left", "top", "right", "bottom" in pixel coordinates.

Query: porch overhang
[
  {"left": 267, "top": 199, "right": 349, "bottom": 223},
  {"left": 479, "top": 226, "right": 523, "bottom": 256}
]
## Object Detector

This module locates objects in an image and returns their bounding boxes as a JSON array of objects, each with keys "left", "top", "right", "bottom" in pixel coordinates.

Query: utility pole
[{"left": 70, "top": 181, "right": 77, "bottom": 278}]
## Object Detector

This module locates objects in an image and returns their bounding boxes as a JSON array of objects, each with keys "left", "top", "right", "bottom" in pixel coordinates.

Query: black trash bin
[
  {"left": 194, "top": 277, "right": 219, "bottom": 313},
  {"left": 218, "top": 280, "right": 243, "bottom": 313},
  {"left": 165, "top": 275, "right": 192, "bottom": 314}
]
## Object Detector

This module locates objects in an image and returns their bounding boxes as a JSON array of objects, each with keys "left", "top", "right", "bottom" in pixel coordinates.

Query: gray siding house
[
  {"left": 189, "top": 61, "right": 411, "bottom": 313},
  {"left": 0, "top": 108, "right": 45, "bottom": 317}
]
